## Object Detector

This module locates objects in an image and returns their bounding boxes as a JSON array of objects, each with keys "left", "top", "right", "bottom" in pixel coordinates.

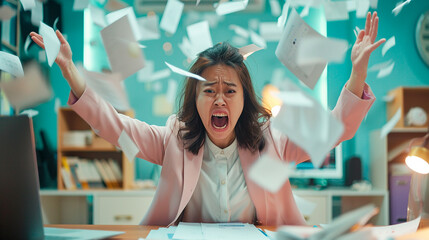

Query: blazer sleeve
[
  {"left": 68, "top": 87, "right": 173, "bottom": 166},
  {"left": 270, "top": 83, "right": 375, "bottom": 164}
]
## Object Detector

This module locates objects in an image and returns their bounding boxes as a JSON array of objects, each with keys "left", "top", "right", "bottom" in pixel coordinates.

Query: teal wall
[
  {"left": 30, "top": 0, "right": 429, "bottom": 182},
  {"left": 327, "top": 0, "right": 429, "bottom": 180}
]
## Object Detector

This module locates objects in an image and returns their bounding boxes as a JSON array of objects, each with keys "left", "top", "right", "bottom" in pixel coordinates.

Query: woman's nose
[{"left": 214, "top": 94, "right": 226, "bottom": 106}]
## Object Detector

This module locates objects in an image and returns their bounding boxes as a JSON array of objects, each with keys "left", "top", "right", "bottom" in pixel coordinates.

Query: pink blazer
[{"left": 68, "top": 83, "right": 375, "bottom": 227}]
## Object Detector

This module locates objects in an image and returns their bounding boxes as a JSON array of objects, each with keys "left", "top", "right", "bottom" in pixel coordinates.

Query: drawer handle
[{"left": 114, "top": 215, "right": 132, "bottom": 221}]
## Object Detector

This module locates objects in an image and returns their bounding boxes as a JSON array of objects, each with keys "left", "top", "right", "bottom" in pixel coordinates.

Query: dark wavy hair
[{"left": 177, "top": 42, "right": 271, "bottom": 155}]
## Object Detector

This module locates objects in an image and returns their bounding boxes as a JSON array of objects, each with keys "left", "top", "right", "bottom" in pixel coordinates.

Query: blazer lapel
[{"left": 239, "top": 148, "right": 267, "bottom": 225}]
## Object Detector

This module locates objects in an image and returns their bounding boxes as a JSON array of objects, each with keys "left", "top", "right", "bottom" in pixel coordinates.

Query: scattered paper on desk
[
  {"left": 275, "top": 8, "right": 327, "bottom": 89},
  {"left": 173, "top": 223, "right": 204, "bottom": 240},
  {"left": 106, "top": 7, "right": 142, "bottom": 41},
  {"left": 0, "top": 51, "right": 24, "bottom": 77},
  {"left": 250, "top": 30, "right": 267, "bottom": 49},
  {"left": 39, "top": 22, "right": 60, "bottom": 67},
  {"left": 79, "top": 67, "right": 130, "bottom": 111},
  {"left": 73, "top": 0, "right": 90, "bottom": 10},
  {"left": 165, "top": 61, "right": 206, "bottom": 81},
  {"left": 229, "top": 24, "right": 249, "bottom": 38},
  {"left": 201, "top": 223, "right": 269, "bottom": 240},
  {"left": 323, "top": 1, "right": 349, "bottom": 21},
  {"left": 277, "top": 0, "right": 291, "bottom": 28},
  {"left": 160, "top": 0, "right": 184, "bottom": 35},
  {"left": 0, "top": 5, "right": 16, "bottom": 21},
  {"left": 31, "top": 1, "right": 43, "bottom": 27},
  {"left": 249, "top": 154, "right": 292, "bottom": 193},
  {"left": 392, "top": 0, "right": 411, "bottom": 16},
  {"left": 101, "top": 15, "right": 145, "bottom": 79},
  {"left": 382, "top": 36, "right": 395, "bottom": 56},
  {"left": 216, "top": 0, "right": 249, "bottom": 16},
  {"left": 137, "top": 14, "right": 161, "bottom": 41},
  {"left": 293, "top": 193, "right": 317, "bottom": 216},
  {"left": 0, "top": 61, "right": 52, "bottom": 110},
  {"left": 369, "top": 216, "right": 420, "bottom": 239},
  {"left": 146, "top": 226, "right": 177, "bottom": 240},
  {"left": 271, "top": 80, "right": 344, "bottom": 168},
  {"left": 20, "top": 0, "right": 36, "bottom": 11},
  {"left": 187, "top": 21, "right": 213, "bottom": 58},
  {"left": 380, "top": 108, "right": 401, "bottom": 138},
  {"left": 296, "top": 37, "right": 348, "bottom": 66},
  {"left": 44, "top": 227, "right": 124, "bottom": 240},
  {"left": 356, "top": 0, "right": 370, "bottom": 18},
  {"left": 89, "top": 4, "right": 107, "bottom": 27},
  {"left": 118, "top": 130, "right": 139, "bottom": 163},
  {"left": 377, "top": 62, "right": 395, "bottom": 79},
  {"left": 239, "top": 44, "right": 263, "bottom": 60}
]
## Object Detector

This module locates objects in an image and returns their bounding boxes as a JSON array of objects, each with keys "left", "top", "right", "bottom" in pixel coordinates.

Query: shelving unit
[{"left": 57, "top": 107, "right": 135, "bottom": 190}]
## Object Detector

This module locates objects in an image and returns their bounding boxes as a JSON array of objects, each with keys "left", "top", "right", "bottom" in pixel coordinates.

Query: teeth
[
  {"left": 212, "top": 113, "right": 227, "bottom": 117},
  {"left": 213, "top": 124, "right": 227, "bottom": 129}
]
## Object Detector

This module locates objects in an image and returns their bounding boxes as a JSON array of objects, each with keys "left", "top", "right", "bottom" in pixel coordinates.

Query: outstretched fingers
[
  {"left": 370, "top": 15, "right": 379, "bottom": 43},
  {"left": 369, "top": 38, "right": 386, "bottom": 53},
  {"left": 55, "top": 30, "right": 67, "bottom": 44},
  {"left": 364, "top": 12, "right": 371, "bottom": 35},
  {"left": 30, "top": 32, "right": 45, "bottom": 49}
]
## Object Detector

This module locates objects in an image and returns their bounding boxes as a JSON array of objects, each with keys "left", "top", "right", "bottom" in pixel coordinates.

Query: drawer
[{"left": 94, "top": 196, "right": 153, "bottom": 225}]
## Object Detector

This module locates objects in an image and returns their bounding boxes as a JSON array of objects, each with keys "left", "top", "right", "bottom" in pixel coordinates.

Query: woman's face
[{"left": 196, "top": 64, "right": 244, "bottom": 149}]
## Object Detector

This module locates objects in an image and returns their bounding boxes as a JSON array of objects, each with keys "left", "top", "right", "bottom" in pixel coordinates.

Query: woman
[{"left": 30, "top": 12, "right": 385, "bottom": 226}]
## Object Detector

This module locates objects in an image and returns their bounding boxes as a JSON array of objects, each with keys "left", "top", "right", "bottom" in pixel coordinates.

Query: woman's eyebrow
[{"left": 202, "top": 81, "right": 236, "bottom": 87}]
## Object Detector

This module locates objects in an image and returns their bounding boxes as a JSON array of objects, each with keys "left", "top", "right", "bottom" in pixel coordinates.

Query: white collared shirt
[{"left": 182, "top": 136, "right": 256, "bottom": 223}]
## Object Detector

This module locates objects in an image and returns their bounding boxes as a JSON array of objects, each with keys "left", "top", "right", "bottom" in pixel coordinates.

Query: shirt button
[
  {"left": 221, "top": 150, "right": 224, "bottom": 154},
  {"left": 221, "top": 180, "right": 226, "bottom": 185},
  {"left": 224, "top": 209, "right": 228, "bottom": 214}
]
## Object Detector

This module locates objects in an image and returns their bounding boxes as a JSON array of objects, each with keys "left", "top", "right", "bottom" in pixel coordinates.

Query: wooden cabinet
[{"left": 57, "top": 107, "right": 135, "bottom": 190}]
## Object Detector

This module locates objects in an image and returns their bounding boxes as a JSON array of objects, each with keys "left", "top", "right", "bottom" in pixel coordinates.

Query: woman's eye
[
  {"left": 204, "top": 89, "right": 214, "bottom": 93},
  {"left": 227, "top": 90, "right": 236, "bottom": 94}
]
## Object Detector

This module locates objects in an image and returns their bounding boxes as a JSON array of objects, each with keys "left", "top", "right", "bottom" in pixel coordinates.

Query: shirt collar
[{"left": 205, "top": 135, "right": 237, "bottom": 159}]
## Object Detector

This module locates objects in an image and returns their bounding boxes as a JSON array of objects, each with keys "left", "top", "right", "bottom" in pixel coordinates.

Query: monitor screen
[{"left": 288, "top": 144, "right": 343, "bottom": 179}]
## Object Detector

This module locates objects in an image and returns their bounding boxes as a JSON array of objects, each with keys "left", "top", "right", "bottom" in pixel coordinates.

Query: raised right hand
[{"left": 30, "top": 30, "right": 72, "bottom": 70}]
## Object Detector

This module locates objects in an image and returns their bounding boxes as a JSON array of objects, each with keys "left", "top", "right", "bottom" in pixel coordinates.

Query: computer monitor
[
  {"left": 0, "top": 115, "right": 44, "bottom": 239},
  {"left": 288, "top": 144, "right": 343, "bottom": 179}
]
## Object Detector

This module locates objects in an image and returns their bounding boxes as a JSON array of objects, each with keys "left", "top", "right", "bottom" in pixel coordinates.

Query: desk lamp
[{"left": 406, "top": 127, "right": 429, "bottom": 228}]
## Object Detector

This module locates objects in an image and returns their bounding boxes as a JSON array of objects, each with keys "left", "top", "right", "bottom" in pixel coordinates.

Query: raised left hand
[{"left": 351, "top": 12, "right": 386, "bottom": 79}]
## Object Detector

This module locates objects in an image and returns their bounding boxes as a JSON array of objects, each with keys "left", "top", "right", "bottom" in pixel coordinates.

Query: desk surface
[{"left": 45, "top": 225, "right": 277, "bottom": 239}]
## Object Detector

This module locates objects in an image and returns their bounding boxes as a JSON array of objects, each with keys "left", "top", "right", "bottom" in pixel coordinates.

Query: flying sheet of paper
[
  {"left": 118, "top": 130, "right": 139, "bottom": 163},
  {"left": 105, "top": 0, "right": 128, "bottom": 12},
  {"left": 296, "top": 37, "right": 348, "bottom": 66},
  {"left": 248, "top": 154, "right": 291, "bottom": 193},
  {"left": 160, "top": 0, "right": 184, "bottom": 35},
  {"left": 31, "top": 0, "right": 43, "bottom": 26},
  {"left": 259, "top": 22, "right": 283, "bottom": 41},
  {"left": 368, "top": 216, "right": 420, "bottom": 238},
  {"left": 101, "top": 15, "right": 145, "bottom": 79},
  {"left": 137, "top": 14, "right": 161, "bottom": 41},
  {"left": 356, "top": 0, "right": 370, "bottom": 18},
  {"left": 269, "top": 0, "right": 281, "bottom": 16},
  {"left": 275, "top": 8, "right": 327, "bottom": 89},
  {"left": 0, "top": 5, "right": 16, "bottom": 21},
  {"left": 187, "top": 21, "right": 213, "bottom": 58},
  {"left": 73, "top": 0, "right": 90, "bottom": 10},
  {"left": 239, "top": 44, "right": 263, "bottom": 60},
  {"left": 20, "top": 0, "right": 36, "bottom": 11},
  {"left": 323, "top": 1, "right": 349, "bottom": 21},
  {"left": 165, "top": 62, "right": 206, "bottom": 81},
  {"left": 89, "top": 4, "right": 107, "bottom": 27},
  {"left": 392, "top": 0, "right": 411, "bottom": 16},
  {"left": 229, "top": 24, "right": 249, "bottom": 38},
  {"left": 79, "top": 67, "right": 130, "bottom": 111},
  {"left": 377, "top": 62, "right": 395, "bottom": 78},
  {"left": 382, "top": 95, "right": 394, "bottom": 102},
  {"left": 24, "top": 35, "right": 32, "bottom": 55},
  {"left": 20, "top": 109, "right": 39, "bottom": 117},
  {"left": 106, "top": 7, "right": 142, "bottom": 41},
  {"left": 250, "top": 30, "right": 267, "bottom": 49},
  {"left": 293, "top": 193, "right": 317, "bottom": 216},
  {"left": 299, "top": 1, "right": 311, "bottom": 17},
  {"left": 380, "top": 108, "right": 401, "bottom": 138},
  {"left": 370, "top": 0, "right": 378, "bottom": 9},
  {"left": 140, "top": 69, "right": 171, "bottom": 83},
  {"left": 0, "top": 51, "right": 24, "bottom": 77},
  {"left": 277, "top": 0, "right": 291, "bottom": 28},
  {"left": 166, "top": 79, "right": 178, "bottom": 104},
  {"left": 39, "top": 22, "right": 60, "bottom": 67},
  {"left": 369, "top": 59, "right": 394, "bottom": 72},
  {"left": 271, "top": 80, "right": 344, "bottom": 168},
  {"left": 178, "top": 36, "right": 196, "bottom": 60},
  {"left": 382, "top": 36, "right": 395, "bottom": 56},
  {"left": 137, "top": 60, "right": 154, "bottom": 82},
  {"left": 216, "top": 0, "right": 249, "bottom": 16},
  {"left": 275, "top": 91, "right": 314, "bottom": 107},
  {"left": 0, "top": 61, "right": 52, "bottom": 111}
]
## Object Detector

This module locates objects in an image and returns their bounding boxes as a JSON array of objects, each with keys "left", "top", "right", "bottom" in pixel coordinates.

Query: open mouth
[{"left": 211, "top": 113, "right": 228, "bottom": 129}]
